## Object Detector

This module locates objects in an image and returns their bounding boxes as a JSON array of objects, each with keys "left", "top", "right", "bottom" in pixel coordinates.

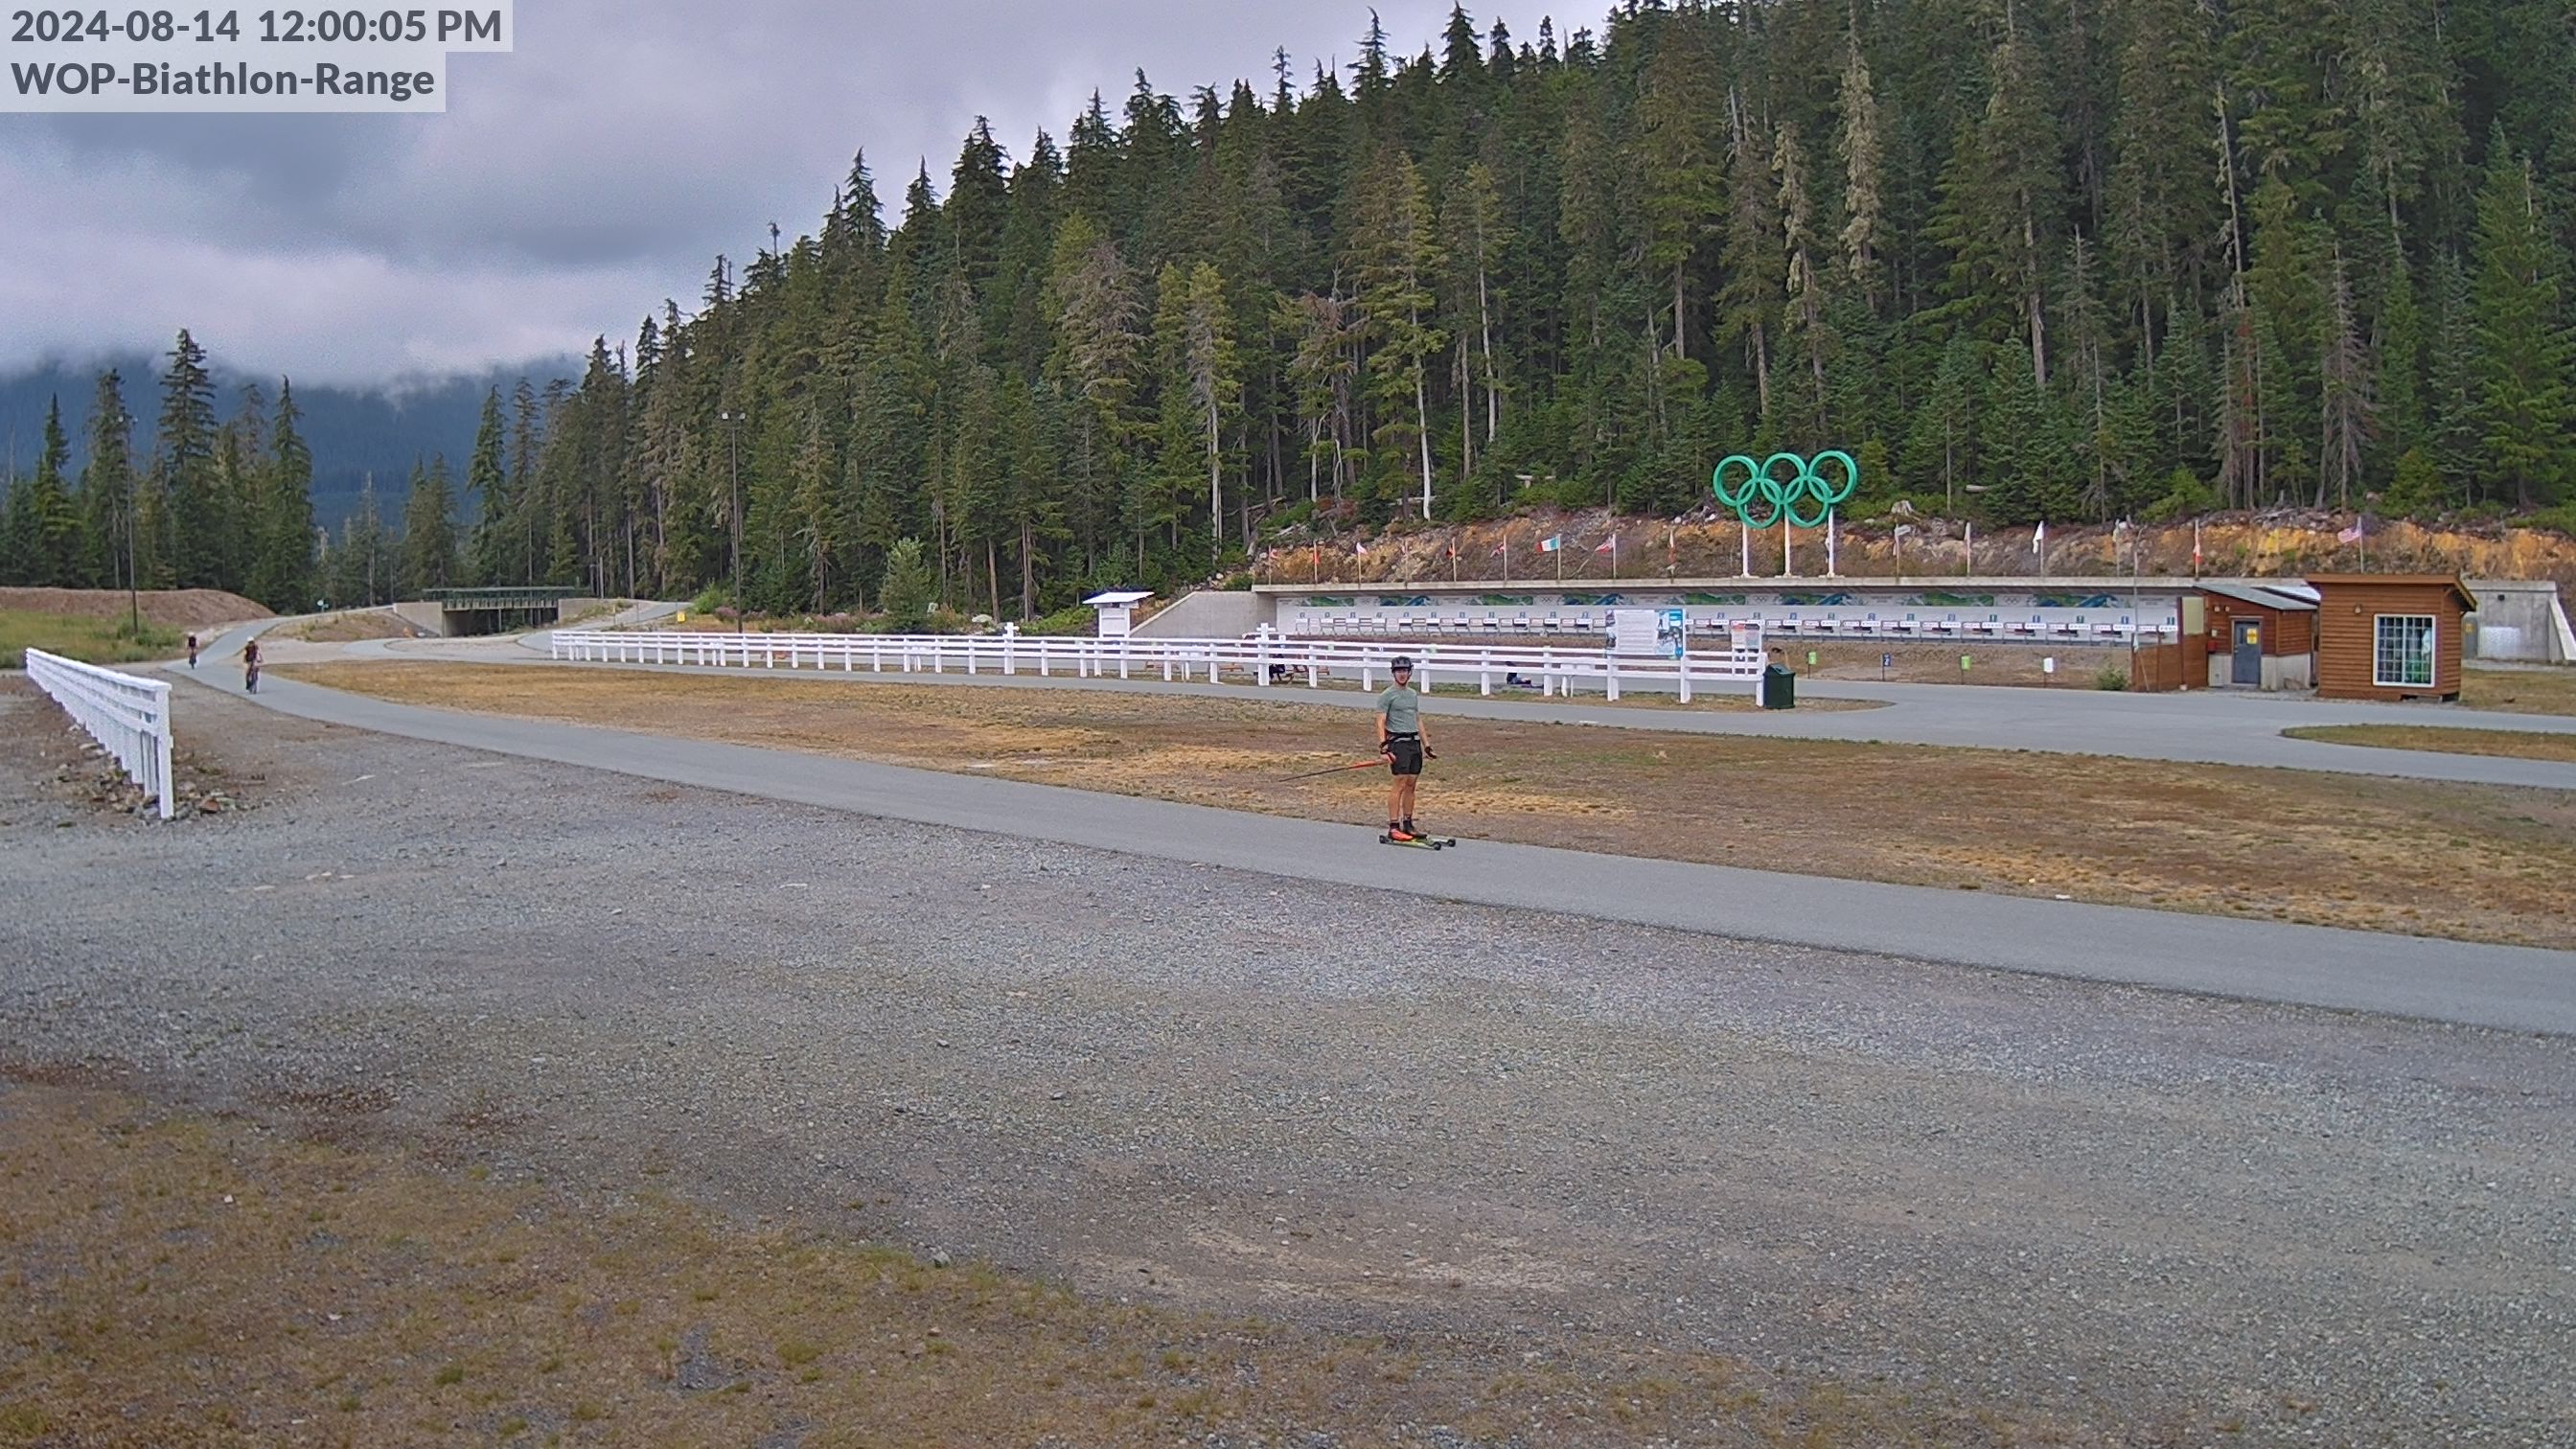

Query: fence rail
[
  {"left": 550, "top": 629, "right": 1765, "bottom": 703},
  {"left": 25, "top": 649, "right": 174, "bottom": 819}
]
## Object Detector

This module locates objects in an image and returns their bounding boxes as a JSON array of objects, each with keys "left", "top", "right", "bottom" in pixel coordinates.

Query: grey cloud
[{"left": 0, "top": 0, "right": 1460, "bottom": 386}]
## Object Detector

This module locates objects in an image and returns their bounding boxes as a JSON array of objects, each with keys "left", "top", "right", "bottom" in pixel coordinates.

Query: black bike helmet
[{"left": 1390, "top": 655, "right": 1414, "bottom": 671}]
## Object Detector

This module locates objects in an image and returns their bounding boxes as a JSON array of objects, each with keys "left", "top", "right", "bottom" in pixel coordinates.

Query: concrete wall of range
[
  {"left": 2461, "top": 579, "right": 2575, "bottom": 662},
  {"left": 1131, "top": 590, "right": 1265, "bottom": 639},
  {"left": 1258, "top": 576, "right": 2196, "bottom": 637},
  {"left": 1223, "top": 574, "right": 2567, "bottom": 662}
]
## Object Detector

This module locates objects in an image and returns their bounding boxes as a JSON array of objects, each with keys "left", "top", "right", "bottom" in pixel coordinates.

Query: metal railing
[
  {"left": 549, "top": 629, "right": 1765, "bottom": 703},
  {"left": 25, "top": 649, "right": 174, "bottom": 819}
]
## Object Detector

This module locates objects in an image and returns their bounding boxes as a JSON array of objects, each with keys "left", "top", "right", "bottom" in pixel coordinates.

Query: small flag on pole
[
  {"left": 1593, "top": 534, "right": 1617, "bottom": 554},
  {"left": 2032, "top": 520, "right": 2047, "bottom": 553},
  {"left": 2192, "top": 519, "right": 2203, "bottom": 570},
  {"left": 2336, "top": 520, "right": 2363, "bottom": 544},
  {"left": 1537, "top": 535, "right": 1564, "bottom": 553},
  {"left": 1353, "top": 538, "right": 1367, "bottom": 557}
]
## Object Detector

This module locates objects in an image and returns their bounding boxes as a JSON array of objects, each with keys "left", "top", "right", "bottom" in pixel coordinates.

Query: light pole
[{"left": 718, "top": 409, "right": 745, "bottom": 633}]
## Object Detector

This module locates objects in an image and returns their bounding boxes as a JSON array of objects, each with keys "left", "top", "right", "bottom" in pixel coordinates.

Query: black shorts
[{"left": 1385, "top": 735, "right": 1423, "bottom": 776}]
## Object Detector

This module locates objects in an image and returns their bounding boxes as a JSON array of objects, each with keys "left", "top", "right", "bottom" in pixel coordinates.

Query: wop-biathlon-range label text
[{"left": 5, "top": 4, "right": 512, "bottom": 112}]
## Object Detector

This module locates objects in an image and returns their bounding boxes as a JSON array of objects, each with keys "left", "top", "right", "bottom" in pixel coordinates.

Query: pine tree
[
  {"left": 1438, "top": 161, "right": 1508, "bottom": 464},
  {"left": 251, "top": 380, "right": 315, "bottom": 611},
  {"left": 2375, "top": 261, "right": 2426, "bottom": 476},
  {"left": 789, "top": 409, "right": 838, "bottom": 609},
  {"left": 1720, "top": 91, "right": 1782, "bottom": 420},
  {"left": 2426, "top": 249, "right": 2485, "bottom": 498},
  {"left": 2470, "top": 133, "right": 2572, "bottom": 508},
  {"left": 2104, "top": 0, "right": 2218, "bottom": 372},
  {"left": 1350, "top": 150, "right": 1444, "bottom": 518},
  {"left": 1634, "top": 25, "right": 1722, "bottom": 361},
  {"left": 1180, "top": 261, "right": 1241, "bottom": 554},
  {"left": 0, "top": 470, "right": 33, "bottom": 586},
  {"left": 25, "top": 397, "right": 80, "bottom": 586},
  {"left": 1835, "top": 26, "right": 1887, "bottom": 313},
  {"left": 400, "top": 455, "right": 461, "bottom": 595},
  {"left": 1984, "top": 347, "right": 2082, "bottom": 525},
  {"left": 155, "top": 330, "right": 220, "bottom": 587},
  {"left": 79, "top": 371, "right": 137, "bottom": 593},
  {"left": 466, "top": 387, "right": 510, "bottom": 585},
  {"left": 1777, "top": 122, "right": 1833, "bottom": 437},
  {"left": 877, "top": 536, "right": 933, "bottom": 627},
  {"left": 331, "top": 477, "right": 393, "bottom": 608},
  {"left": 2318, "top": 251, "right": 2372, "bottom": 509}
]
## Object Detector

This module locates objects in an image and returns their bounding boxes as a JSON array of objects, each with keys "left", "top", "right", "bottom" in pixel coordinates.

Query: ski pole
[{"left": 1268, "top": 757, "right": 1388, "bottom": 783}]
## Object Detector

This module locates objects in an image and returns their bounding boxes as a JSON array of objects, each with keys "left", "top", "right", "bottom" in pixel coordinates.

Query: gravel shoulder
[{"left": 2, "top": 683, "right": 2571, "bottom": 1446}]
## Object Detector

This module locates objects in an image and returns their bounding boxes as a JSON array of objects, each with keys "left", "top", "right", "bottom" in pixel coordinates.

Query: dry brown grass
[
  {"left": 2461, "top": 666, "right": 2576, "bottom": 716},
  {"left": 0, "top": 586, "right": 269, "bottom": 629},
  {"left": 274, "top": 662, "right": 2576, "bottom": 947},
  {"left": 2284, "top": 724, "right": 2576, "bottom": 763},
  {"left": 0, "top": 1080, "right": 2097, "bottom": 1447},
  {"left": 289, "top": 610, "right": 426, "bottom": 642}
]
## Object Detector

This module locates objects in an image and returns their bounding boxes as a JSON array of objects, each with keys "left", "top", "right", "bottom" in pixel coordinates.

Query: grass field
[
  {"left": 278, "top": 661, "right": 2576, "bottom": 948},
  {"left": 2461, "top": 665, "right": 2576, "bottom": 716},
  {"left": 0, "top": 610, "right": 180, "bottom": 670},
  {"left": 2284, "top": 724, "right": 2576, "bottom": 763},
  {"left": 0, "top": 1078, "right": 2069, "bottom": 1447}
]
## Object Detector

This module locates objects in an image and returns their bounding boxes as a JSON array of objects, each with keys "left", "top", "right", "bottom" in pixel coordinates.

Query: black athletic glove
[{"left": 1424, "top": 747, "right": 1438, "bottom": 760}]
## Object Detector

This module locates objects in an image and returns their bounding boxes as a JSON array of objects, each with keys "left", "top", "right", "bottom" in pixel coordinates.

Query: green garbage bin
[{"left": 1761, "top": 663, "right": 1796, "bottom": 709}]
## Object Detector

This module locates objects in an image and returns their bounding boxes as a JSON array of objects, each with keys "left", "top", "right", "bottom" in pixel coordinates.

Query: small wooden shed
[
  {"left": 2308, "top": 574, "right": 2477, "bottom": 702},
  {"left": 2194, "top": 582, "right": 2317, "bottom": 690}
]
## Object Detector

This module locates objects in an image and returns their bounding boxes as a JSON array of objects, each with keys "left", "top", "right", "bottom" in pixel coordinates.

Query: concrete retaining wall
[
  {"left": 2465, "top": 579, "right": 2571, "bottom": 662},
  {"left": 389, "top": 600, "right": 452, "bottom": 636},
  {"left": 1131, "top": 590, "right": 1268, "bottom": 638}
]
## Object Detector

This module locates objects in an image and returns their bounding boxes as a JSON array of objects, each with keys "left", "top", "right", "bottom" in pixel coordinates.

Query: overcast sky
[{"left": 0, "top": 0, "right": 1464, "bottom": 388}]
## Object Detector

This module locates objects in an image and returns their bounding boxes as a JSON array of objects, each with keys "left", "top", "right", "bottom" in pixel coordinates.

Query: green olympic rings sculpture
[{"left": 1712, "top": 449, "right": 1860, "bottom": 530}]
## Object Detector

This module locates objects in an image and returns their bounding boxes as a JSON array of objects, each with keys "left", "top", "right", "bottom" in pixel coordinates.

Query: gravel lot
[{"left": 3, "top": 678, "right": 2572, "bottom": 1445}]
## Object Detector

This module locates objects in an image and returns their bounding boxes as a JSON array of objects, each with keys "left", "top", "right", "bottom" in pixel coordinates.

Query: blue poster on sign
[{"left": 1661, "top": 609, "right": 1686, "bottom": 657}]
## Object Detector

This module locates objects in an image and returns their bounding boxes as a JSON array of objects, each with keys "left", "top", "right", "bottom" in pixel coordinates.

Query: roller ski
[{"left": 1379, "top": 829, "right": 1457, "bottom": 850}]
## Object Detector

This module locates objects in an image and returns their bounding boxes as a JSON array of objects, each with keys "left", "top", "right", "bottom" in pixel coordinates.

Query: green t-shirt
[{"left": 1378, "top": 682, "right": 1421, "bottom": 735}]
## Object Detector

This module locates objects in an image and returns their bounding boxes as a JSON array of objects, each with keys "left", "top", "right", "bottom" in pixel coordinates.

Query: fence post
[
  {"left": 1480, "top": 651, "right": 1493, "bottom": 696},
  {"left": 153, "top": 706, "right": 173, "bottom": 817},
  {"left": 1606, "top": 655, "right": 1620, "bottom": 702},
  {"left": 1677, "top": 648, "right": 1691, "bottom": 704}
]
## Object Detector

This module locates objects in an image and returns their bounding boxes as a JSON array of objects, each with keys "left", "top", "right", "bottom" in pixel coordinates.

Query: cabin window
[{"left": 2373, "top": 614, "right": 2435, "bottom": 687}]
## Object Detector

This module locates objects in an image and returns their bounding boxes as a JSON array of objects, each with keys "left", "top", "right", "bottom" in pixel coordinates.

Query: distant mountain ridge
[{"left": 0, "top": 356, "right": 578, "bottom": 529}]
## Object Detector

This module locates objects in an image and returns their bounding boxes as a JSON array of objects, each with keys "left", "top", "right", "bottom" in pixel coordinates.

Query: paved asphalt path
[
  {"left": 364, "top": 625, "right": 2576, "bottom": 789},
  {"left": 182, "top": 631, "right": 2576, "bottom": 1037}
]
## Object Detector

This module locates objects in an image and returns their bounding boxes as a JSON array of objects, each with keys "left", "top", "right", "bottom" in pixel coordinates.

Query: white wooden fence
[
  {"left": 549, "top": 629, "right": 1765, "bottom": 703},
  {"left": 24, "top": 648, "right": 174, "bottom": 819}
]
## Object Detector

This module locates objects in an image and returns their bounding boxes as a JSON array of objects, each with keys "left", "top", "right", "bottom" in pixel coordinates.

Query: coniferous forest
[{"left": 7, "top": 0, "right": 2575, "bottom": 620}]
